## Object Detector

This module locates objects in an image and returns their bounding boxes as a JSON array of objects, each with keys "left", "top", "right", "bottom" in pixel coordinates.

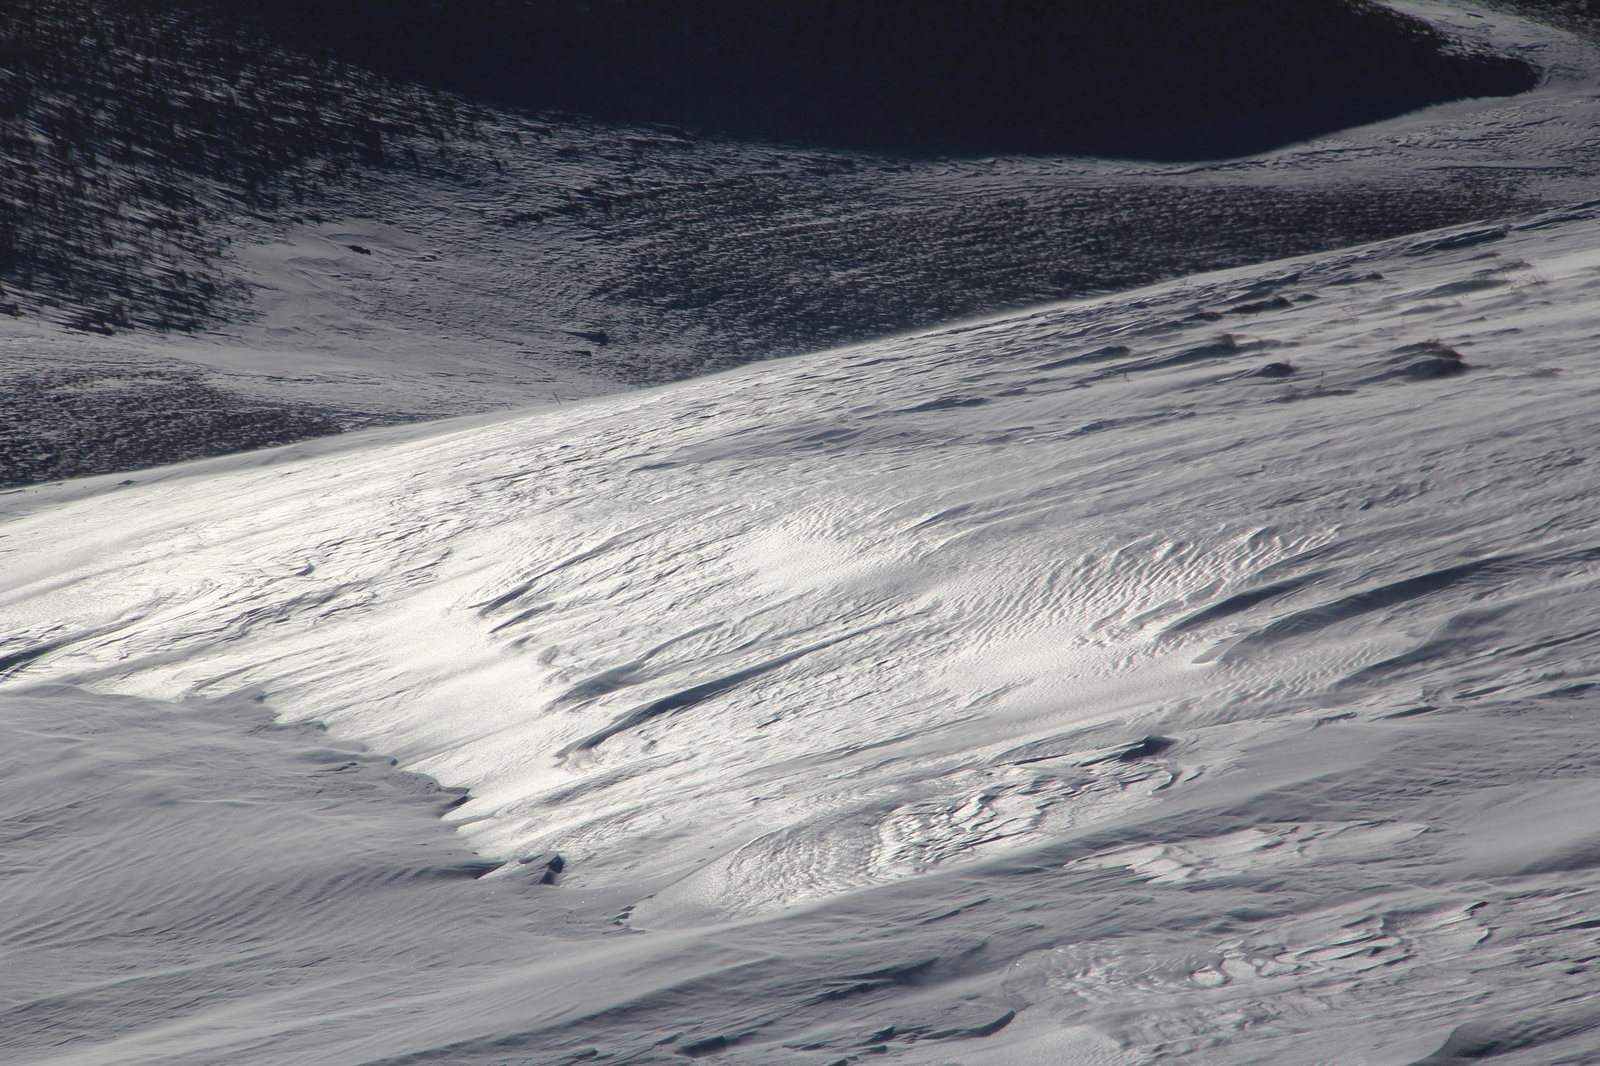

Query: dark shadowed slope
[
  {"left": 0, "top": 0, "right": 1558, "bottom": 487},
  {"left": 0, "top": 0, "right": 1544, "bottom": 341},
  {"left": 219, "top": 0, "right": 1535, "bottom": 160},
  {"left": 0, "top": 0, "right": 482, "bottom": 332}
]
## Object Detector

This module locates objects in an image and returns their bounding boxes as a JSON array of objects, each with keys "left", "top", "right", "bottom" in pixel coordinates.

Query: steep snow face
[{"left": 3, "top": 206, "right": 1599, "bottom": 1063}]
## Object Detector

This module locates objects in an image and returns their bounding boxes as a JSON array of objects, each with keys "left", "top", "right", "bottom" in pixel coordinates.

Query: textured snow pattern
[{"left": 4, "top": 203, "right": 1600, "bottom": 1064}]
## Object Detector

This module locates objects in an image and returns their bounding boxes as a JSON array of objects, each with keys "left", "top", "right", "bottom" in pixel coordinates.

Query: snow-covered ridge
[
  {"left": 4, "top": 203, "right": 1600, "bottom": 1064},
  {"left": 5, "top": 199, "right": 1598, "bottom": 911}
]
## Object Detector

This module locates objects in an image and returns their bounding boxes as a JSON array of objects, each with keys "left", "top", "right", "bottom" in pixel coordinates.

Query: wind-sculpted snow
[{"left": 4, "top": 207, "right": 1600, "bottom": 1063}]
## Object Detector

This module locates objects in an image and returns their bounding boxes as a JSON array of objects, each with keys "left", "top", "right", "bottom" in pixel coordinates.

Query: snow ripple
[{"left": 4, "top": 205, "right": 1600, "bottom": 1063}]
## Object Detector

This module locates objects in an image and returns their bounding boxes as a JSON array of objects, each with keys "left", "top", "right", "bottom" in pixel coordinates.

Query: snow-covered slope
[{"left": 3, "top": 202, "right": 1599, "bottom": 1064}]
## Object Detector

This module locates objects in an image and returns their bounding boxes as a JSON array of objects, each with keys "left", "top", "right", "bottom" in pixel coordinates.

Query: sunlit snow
[{"left": 4, "top": 199, "right": 1600, "bottom": 1064}]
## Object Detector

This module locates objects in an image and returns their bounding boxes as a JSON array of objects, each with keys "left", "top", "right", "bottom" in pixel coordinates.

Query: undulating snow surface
[
  {"left": 3, "top": 201, "right": 1600, "bottom": 1064},
  {"left": 5, "top": 0, "right": 1600, "bottom": 451}
]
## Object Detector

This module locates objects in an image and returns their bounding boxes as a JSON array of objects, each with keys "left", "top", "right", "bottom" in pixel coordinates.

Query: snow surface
[{"left": 4, "top": 198, "right": 1600, "bottom": 1064}]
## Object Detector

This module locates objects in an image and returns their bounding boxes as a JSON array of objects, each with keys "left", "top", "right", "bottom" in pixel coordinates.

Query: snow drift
[{"left": 3, "top": 203, "right": 1599, "bottom": 1064}]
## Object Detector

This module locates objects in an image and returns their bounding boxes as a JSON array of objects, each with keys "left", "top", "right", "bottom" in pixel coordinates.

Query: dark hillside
[
  {"left": 0, "top": 0, "right": 1541, "bottom": 348},
  {"left": 1477, "top": 0, "right": 1600, "bottom": 39},
  {"left": 220, "top": 0, "right": 1536, "bottom": 159},
  {"left": 0, "top": 0, "right": 485, "bottom": 331},
  {"left": 587, "top": 180, "right": 1542, "bottom": 381},
  {"left": 0, "top": 0, "right": 1552, "bottom": 487}
]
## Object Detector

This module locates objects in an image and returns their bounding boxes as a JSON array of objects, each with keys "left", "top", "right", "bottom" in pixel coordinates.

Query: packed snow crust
[{"left": 3, "top": 202, "right": 1600, "bottom": 1064}]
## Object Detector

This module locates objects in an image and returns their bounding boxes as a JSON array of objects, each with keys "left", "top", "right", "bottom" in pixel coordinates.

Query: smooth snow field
[{"left": 4, "top": 203, "right": 1600, "bottom": 1065}]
